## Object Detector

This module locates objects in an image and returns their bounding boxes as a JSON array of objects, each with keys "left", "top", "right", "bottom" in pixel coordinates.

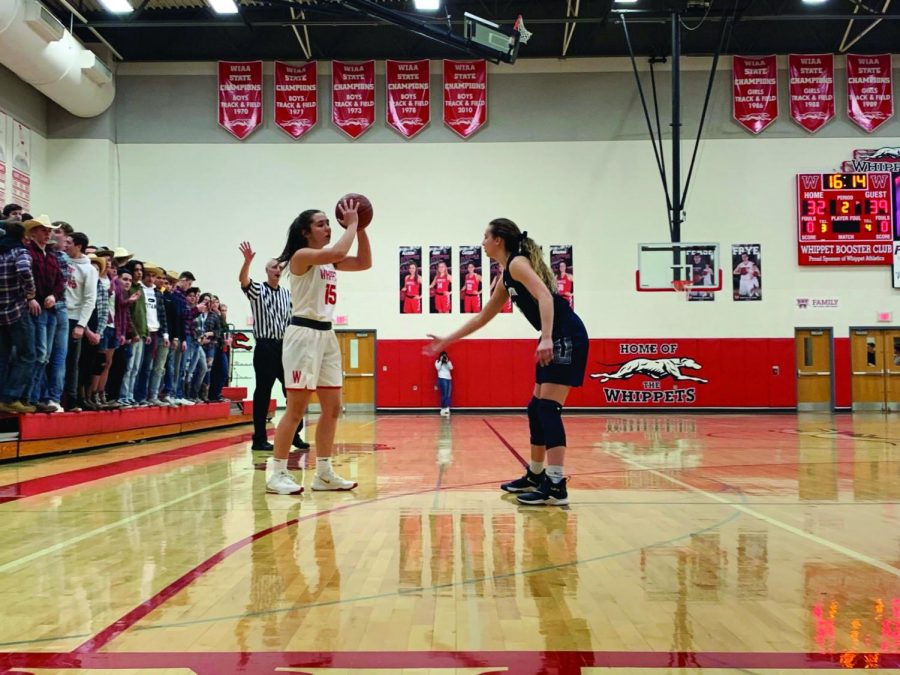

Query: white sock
[
  {"left": 272, "top": 458, "right": 287, "bottom": 472},
  {"left": 529, "top": 461, "right": 544, "bottom": 475},
  {"left": 546, "top": 465, "right": 564, "bottom": 483},
  {"left": 316, "top": 457, "right": 332, "bottom": 475}
]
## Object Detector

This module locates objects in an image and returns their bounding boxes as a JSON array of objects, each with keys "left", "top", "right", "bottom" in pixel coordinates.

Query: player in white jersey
[
  {"left": 733, "top": 254, "right": 760, "bottom": 298},
  {"left": 265, "top": 200, "right": 371, "bottom": 495}
]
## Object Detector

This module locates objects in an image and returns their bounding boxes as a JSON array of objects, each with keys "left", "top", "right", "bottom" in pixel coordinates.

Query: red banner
[
  {"left": 443, "top": 60, "right": 487, "bottom": 139},
  {"left": 789, "top": 54, "right": 834, "bottom": 133},
  {"left": 732, "top": 55, "right": 778, "bottom": 134},
  {"left": 274, "top": 61, "right": 317, "bottom": 139},
  {"left": 217, "top": 61, "right": 262, "bottom": 140},
  {"left": 332, "top": 60, "right": 375, "bottom": 140},
  {"left": 386, "top": 60, "right": 430, "bottom": 139},
  {"left": 11, "top": 120, "right": 30, "bottom": 210},
  {"left": 847, "top": 54, "right": 894, "bottom": 133}
]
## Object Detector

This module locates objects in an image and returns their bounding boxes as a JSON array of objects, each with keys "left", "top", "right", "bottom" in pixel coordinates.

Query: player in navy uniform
[{"left": 425, "top": 218, "right": 588, "bottom": 506}]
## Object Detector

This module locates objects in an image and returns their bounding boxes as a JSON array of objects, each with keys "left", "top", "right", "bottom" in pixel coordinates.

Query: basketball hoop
[
  {"left": 671, "top": 279, "right": 693, "bottom": 300},
  {"left": 513, "top": 15, "right": 533, "bottom": 44}
]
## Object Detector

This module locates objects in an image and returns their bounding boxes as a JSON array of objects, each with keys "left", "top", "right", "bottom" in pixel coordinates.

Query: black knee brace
[
  {"left": 536, "top": 398, "right": 566, "bottom": 449},
  {"left": 527, "top": 396, "right": 544, "bottom": 446}
]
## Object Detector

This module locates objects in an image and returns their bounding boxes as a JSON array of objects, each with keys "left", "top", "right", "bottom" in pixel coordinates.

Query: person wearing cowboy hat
[
  {"left": 23, "top": 216, "right": 64, "bottom": 412},
  {"left": 135, "top": 261, "right": 170, "bottom": 405},
  {"left": 112, "top": 247, "right": 134, "bottom": 269}
]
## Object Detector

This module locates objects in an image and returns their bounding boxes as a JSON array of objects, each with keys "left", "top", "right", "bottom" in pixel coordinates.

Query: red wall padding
[{"left": 377, "top": 338, "right": 800, "bottom": 409}]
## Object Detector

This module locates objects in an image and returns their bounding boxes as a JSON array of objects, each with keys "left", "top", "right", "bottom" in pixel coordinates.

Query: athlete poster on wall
[
  {"left": 399, "top": 246, "right": 423, "bottom": 314},
  {"left": 458, "top": 246, "right": 482, "bottom": 313},
  {"left": 731, "top": 244, "right": 762, "bottom": 301},
  {"left": 429, "top": 246, "right": 452, "bottom": 314},
  {"left": 550, "top": 245, "right": 574, "bottom": 309},
  {"left": 489, "top": 259, "right": 512, "bottom": 313},
  {"left": 687, "top": 248, "right": 716, "bottom": 302}
]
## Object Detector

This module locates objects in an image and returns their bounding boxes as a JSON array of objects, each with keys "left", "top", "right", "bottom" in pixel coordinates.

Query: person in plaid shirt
[{"left": 0, "top": 220, "right": 37, "bottom": 414}]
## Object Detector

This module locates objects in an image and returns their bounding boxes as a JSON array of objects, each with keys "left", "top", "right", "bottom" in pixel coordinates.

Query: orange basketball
[{"left": 336, "top": 193, "right": 373, "bottom": 229}]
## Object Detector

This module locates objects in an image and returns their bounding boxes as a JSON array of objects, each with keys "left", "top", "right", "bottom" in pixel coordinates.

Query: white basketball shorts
[{"left": 282, "top": 325, "right": 343, "bottom": 390}]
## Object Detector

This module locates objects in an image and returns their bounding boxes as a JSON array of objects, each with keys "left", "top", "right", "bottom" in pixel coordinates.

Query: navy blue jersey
[{"left": 502, "top": 253, "right": 575, "bottom": 334}]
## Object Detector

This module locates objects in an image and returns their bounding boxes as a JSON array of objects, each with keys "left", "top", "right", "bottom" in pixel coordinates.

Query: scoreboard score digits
[{"left": 797, "top": 172, "right": 895, "bottom": 265}]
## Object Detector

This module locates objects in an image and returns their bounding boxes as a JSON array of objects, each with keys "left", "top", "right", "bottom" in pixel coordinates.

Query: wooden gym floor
[{"left": 0, "top": 411, "right": 899, "bottom": 674}]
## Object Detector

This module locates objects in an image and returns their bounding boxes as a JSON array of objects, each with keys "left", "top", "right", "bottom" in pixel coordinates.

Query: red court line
[
  {"left": 0, "top": 430, "right": 256, "bottom": 504},
  {"left": 72, "top": 484, "right": 444, "bottom": 654},
  {"left": 3, "top": 649, "right": 900, "bottom": 672},
  {"left": 482, "top": 418, "right": 528, "bottom": 467}
]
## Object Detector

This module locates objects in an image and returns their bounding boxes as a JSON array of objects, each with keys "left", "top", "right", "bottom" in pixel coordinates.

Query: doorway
[
  {"left": 850, "top": 328, "right": 900, "bottom": 412},
  {"left": 795, "top": 328, "right": 833, "bottom": 411}
]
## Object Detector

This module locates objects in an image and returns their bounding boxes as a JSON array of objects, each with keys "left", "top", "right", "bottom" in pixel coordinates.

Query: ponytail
[{"left": 488, "top": 218, "right": 557, "bottom": 295}]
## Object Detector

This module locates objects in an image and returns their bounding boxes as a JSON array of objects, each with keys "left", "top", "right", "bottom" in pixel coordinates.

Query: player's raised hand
[
  {"left": 423, "top": 334, "right": 448, "bottom": 357},
  {"left": 336, "top": 198, "right": 359, "bottom": 228},
  {"left": 239, "top": 241, "right": 256, "bottom": 263}
]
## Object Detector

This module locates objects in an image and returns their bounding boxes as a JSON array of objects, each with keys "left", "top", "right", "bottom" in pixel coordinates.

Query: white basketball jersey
[{"left": 290, "top": 263, "right": 337, "bottom": 322}]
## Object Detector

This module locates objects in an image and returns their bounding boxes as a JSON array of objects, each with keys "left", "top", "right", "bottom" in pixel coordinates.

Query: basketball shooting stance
[
  {"left": 267, "top": 199, "right": 371, "bottom": 495},
  {"left": 425, "top": 218, "right": 589, "bottom": 506}
]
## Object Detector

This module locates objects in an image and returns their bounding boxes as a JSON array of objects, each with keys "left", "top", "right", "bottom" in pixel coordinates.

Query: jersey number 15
[{"left": 324, "top": 284, "right": 337, "bottom": 305}]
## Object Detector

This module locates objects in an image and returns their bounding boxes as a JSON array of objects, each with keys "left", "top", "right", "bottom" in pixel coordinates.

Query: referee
[{"left": 239, "top": 241, "right": 308, "bottom": 451}]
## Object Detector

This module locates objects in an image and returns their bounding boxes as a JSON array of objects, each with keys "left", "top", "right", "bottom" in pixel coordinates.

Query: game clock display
[{"left": 797, "top": 172, "right": 895, "bottom": 265}]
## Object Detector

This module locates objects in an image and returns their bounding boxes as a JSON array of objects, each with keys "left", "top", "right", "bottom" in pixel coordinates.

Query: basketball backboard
[{"left": 636, "top": 242, "right": 723, "bottom": 292}]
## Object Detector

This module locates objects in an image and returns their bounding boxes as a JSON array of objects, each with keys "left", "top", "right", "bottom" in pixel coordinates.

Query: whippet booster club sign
[
  {"left": 590, "top": 342, "right": 709, "bottom": 405},
  {"left": 797, "top": 172, "right": 894, "bottom": 265}
]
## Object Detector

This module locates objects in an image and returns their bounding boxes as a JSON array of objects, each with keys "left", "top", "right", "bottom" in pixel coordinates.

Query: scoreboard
[{"left": 797, "top": 172, "right": 895, "bottom": 265}]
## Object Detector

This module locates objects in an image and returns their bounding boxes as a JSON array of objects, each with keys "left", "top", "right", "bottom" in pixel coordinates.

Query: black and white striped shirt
[{"left": 242, "top": 279, "right": 291, "bottom": 340}]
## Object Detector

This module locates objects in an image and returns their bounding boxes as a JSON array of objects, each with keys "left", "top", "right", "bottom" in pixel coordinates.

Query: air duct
[{"left": 0, "top": 0, "right": 115, "bottom": 118}]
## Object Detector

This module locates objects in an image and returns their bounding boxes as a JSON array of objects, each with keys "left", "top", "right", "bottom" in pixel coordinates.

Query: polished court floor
[{"left": 1, "top": 411, "right": 899, "bottom": 674}]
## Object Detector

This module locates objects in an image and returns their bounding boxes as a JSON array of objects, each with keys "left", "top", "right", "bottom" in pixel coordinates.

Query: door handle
[
  {"left": 852, "top": 371, "right": 885, "bottom": 375},
  {"left": 798, "top": 371, "right": 831, "bottom": 376},
  {"left": 344, "top": 373, "right": 375, "bottom": 377}
]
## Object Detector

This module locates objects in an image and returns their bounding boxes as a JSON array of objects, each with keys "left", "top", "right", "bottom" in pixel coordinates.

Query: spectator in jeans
[
  {"left": 119, "top": 260, "right": 147, "bottom": 406},
  {"left": 0, "top": 220, "right": 37, "bottom": 414},
  {"left": 43, "top": 223, "right": 72, "bottom": 411},
  {"left": 167, "top": 271, "right": 195, "bottom": 405},
  {"left": 63, "top": 232, "right": 98, "bottom": 411},
  {"left": 24, "top": 216, "right": 63, "bottom": 412}
]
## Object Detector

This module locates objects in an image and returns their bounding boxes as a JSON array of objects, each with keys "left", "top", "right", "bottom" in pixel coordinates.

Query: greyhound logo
[
  {"left": 868, "top": 147, "right": 900, "bottom": 159},
  {"left": 590, "top": 357, "right": 709, "bottom": 384}
]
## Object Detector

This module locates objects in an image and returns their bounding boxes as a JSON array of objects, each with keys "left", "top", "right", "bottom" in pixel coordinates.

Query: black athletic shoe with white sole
[
  {"left": 501, "top": 467, "right": 544, "bottom": 493},
  {"left": 516, "top": 475, "right": 568, "bottom": 506}
]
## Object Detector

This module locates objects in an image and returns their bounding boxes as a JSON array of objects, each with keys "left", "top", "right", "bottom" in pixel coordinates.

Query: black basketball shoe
[
  {"left": 501, "top": 467, "right": 544, "bottom": 493},
  {"left": 517, "top": 475, "right": 568, "bottom": 506}
]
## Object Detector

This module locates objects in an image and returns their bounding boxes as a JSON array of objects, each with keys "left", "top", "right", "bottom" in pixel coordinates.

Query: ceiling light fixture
[
  {"left": 414, "top": 0, "right": 441, "bottom": 10},
  {"left": 208, "top": 0, "right": 239, "bottom": 14},
  {"left": 97, "top": 0, "right": 133, "bottom": 13}
]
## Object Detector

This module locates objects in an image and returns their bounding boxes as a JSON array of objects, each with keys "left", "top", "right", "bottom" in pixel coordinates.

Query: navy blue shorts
[{"left": 535, "top": 314, "right": 589, "bottom": 387}]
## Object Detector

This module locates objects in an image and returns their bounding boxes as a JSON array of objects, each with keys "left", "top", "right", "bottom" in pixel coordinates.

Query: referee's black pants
[{"left": 253, "top": 338, "right": 303, "bottom": 445}]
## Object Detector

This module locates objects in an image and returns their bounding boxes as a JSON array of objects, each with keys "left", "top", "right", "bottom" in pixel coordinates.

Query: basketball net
[
  {"left": 671, "top": 279, "right": 693, "bottom": 300},
  {"left": 514, "top": 15, "right": 533, "bottom": 44}
]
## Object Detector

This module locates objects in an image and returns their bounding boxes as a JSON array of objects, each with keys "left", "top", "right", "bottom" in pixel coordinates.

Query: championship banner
[
  {"left": 332, "top": 60, "right": 375, "bottom": 140},
  {"left": 217, "top": 61, "right": 262, "bottom": 141},
  {"left": 399, "top": 246, "right": 423, "bottom": 314},
  {"left": 789, "top": 54, "right": 834, "bottom": 133},
  {"left": 550, "top": 245, "right": 574, "bottom": 309},
  {"left": 443, "top": 60, "right": 487, "bottom": 139},
  {"left": 0, "top": 111, "right": 7, "bottom": 206},
  {"left": 429, "top": 246, "right": 452, "bottom": 314},
  {"left": 732, "top": 55, "right": 778, "bottom": 135},
  {"left": 458, "top": 246, "right": 482, "bottom": 314},
  {"left": 847, "top": 54, "right": 894, "bottom": 133},
  {"left": 386, "top": 59, "right": 430, "bottom": 139},
  {"left": 489, "top": 259, "right": 512, "bottom": 313},
  {"left": 11, "top": 119, "right": 30, "bottom": 210},
  {"left": 731, "top": 244, "right": 762, "bottom": 301},
  {"left": 274, "top": 61, "right": 317, "bottom": 139}
]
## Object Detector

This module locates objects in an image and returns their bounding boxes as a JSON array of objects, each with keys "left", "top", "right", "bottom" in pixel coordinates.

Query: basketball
[{"left": 336, "top": 193, "right": 373, "bottom": 229}]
